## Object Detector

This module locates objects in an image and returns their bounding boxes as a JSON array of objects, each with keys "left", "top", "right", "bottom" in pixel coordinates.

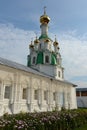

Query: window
[
  {"left": 76, "top": 91, "right": 80, "bottom": 96},
  {"left": 22, "top": 88, "right": 27, "bottom": 99},
  {"left": 34, "top": 90, "right": 38, "bottom": 100},
  {"left": 58, "top": 71, "right": 61, "bottom": 77},
  {"left": 40, "top": 43, "right": 41, "bottom": 49},
  {"left": 44, "top": 91, "right": 47, "bottom": 100},
  {"left": 81, "top": 91, "right": 87, "bottom": 96},
  {"left": 4, "top": 86, "right": 11, "bottom": 99},
  {"left": 33, "top": 57, "right": 36, "bottom": 64},
  {"left": 45, "top": 55, "right": 49, "bottom": 63},
  {"left": 53, "top": 92, "right": 56, "bottom": 101}
]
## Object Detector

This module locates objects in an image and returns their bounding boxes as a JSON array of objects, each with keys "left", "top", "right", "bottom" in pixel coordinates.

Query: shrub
[{"left": 0, "top": 109, "right": 87, "bottom": 130}]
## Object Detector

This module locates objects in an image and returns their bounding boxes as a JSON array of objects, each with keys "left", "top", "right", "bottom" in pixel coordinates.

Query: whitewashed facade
[{"left": 0, "top": 57, "right": 77, "bottom": 116}]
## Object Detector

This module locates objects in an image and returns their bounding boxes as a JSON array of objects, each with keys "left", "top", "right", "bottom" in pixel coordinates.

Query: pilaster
[{"left": 11, "top": 72, "right": 21, "bottom": 114}]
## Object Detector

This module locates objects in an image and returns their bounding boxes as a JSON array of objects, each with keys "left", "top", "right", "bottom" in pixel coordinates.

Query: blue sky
[
  {"left": 0, "top": 0, "right": 87, "bottom": 88},
  {"left": 0, "top": 0, "right": 87, "bottom": 33}
]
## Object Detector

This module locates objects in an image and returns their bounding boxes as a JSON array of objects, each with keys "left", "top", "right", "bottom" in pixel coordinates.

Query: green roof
[
  {"left": 51, "top": 53, "right": 57, "bottom": 65},
  {"left": 39, "top": 34, "right": 52, "bottom": 41},
  {"left": 27, "top": 51, "right": 57, "bottom": 66},
  {"left": 36, "top": 52, "right": 43, "bottom": 64}
]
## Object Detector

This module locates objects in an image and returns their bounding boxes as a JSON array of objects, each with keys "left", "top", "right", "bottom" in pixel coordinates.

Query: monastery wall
[{"left": 0, "top": 64, "right": 77, "bottom": 115}]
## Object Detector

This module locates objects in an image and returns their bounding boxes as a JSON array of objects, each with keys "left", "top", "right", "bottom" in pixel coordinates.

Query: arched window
[
  {"left": 33, "top": 57, "right": 36, "bottom": 64},
  {"left": 53, "top": 92, "right": 56, "bottom": 101},
  {"left": 22, "top": 88, "right": 27, "bottom": 99},
  {"left": 4, "top": 86, "right": 11, "bottom": 99},
  {"left": 34, "top": 90, "right": 38, "bottom": 100},
  {"left": 58, "top": 71, "right": 61, "bottom": 77},
  {"left": 39, "top": 43, "right": 41, "bottom": 49},
  {"left": 44, "top": 90, "right": 47, "bottom": 100},
  {"left": 45, "top": 55, "right": 49, "bottom": 63}
]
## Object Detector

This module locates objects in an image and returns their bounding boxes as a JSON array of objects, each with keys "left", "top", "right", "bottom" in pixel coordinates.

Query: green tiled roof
[
  {"left": 51, "top": 53, "right": 57, "bottom": 65},
  {"left": 39, "top": 34, "right": 52, "bottom": 41},
  {"left": 27, "top": 51, "right": 57, "bottom": 66},
  {"left": 36, "top": 52, "right": 43, "bottom": 64}
]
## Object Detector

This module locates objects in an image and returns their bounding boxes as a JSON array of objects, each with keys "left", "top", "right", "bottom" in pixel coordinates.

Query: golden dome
[
  {"left": 53, "top": 36, "right": 59, "bottom": 46},
  {"left": 40, "top": 7, "right": 50, "bottom": 24},
  {"left": 53, "top": 41, "right": 58, "bottom": 46},
  {"left": 44, "top": 39, "right": 50, "bottom": 43},
  {"left": 58, "top": 47, "right": 60, "bottom": 50},
  {"left": 34, "top": 37, "right": 39, "bottom": 44},
  {"left": 29, "top": 41, "right": 34, "bottom": 48},
  {"left": 40, "top": 15, "right": 50, "bottom": 24}
]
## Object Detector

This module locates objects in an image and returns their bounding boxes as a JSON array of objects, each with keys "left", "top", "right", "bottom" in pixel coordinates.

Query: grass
[{"left": 74, "top": 124, "right": 87, "bottom": 130}]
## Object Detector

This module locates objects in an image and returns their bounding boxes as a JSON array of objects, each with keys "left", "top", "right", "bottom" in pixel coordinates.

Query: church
[{"left": 0, "top": 8, "right": 77, "bottom": 115}]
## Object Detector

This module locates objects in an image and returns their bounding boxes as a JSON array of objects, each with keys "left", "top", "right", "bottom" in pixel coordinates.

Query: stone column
[
  {"left": 55, "top": 91, "right": 62, "bottom": 111},
  {"left": 27, "top": 86, "right": 32, "bottom": 111},
  {"left": 37, "top": 79, "right": 42, "bottom": 108},
  {"left": 12, "top": 72, "right": 21, "bottom": 114},
  {"left": 38, "top": 88, "right": 42, "bottom": 110},
  {"left": 47, "top": 90, "right": 51, "bottom": 111},
  {"left": 64, "top": 92, "right": 68, "bottom": 109},
  {"left": 10, "top": 81, "right": 14, "bottom": 104},
  {"left": 28, "top": 76, "right": 34, "bottom": 112},
  {"left": 27, "top": 83, "right": 31, "bottom": 104},
  {"left": 48, "top": 79, "right": 53, "bottom": 111},
  {"left": 50, "top": 90, "right": 53, "bottom": 111},
  {"left": 67, "top": 91, "right": 71, "bottom": 109}
]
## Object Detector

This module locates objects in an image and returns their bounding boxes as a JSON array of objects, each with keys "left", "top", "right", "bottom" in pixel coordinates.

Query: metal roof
[
  {"left": 76, "top": 88, "right": 87, "bottom": 92},
  {"left": 0, "top": 57, "right": 76, "bottom": 86},
  {"left": 0, "top": 57, "right": 46, "bottom": 76}
]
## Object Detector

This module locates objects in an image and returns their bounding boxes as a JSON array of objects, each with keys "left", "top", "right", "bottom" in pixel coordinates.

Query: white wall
[{"left": 0, "top": 64, "right": 77, "bottom": 116}]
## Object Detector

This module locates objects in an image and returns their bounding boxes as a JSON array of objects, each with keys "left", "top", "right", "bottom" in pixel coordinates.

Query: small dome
[
  {"left": 40, "top": 15, "right": 50, "bottom": 24},
  {"left": 53, "top": 41, "right": 59, "bottom": 46},
  {"left": 29, "top": 41, "right": 34, "bottom": 48},
  {"left": 58, "top": 47, "right": 60, "bottom": 50},
  {"left": 34, "top": 37, "right": 39, "bottom": 44},
  {"left": 45, "top": 39, "right": 50, "bottom": 43},
  {"left": 53, "top": 36, "right": 59, "bottom": 46},
  {"left": 40, "top": 7, "right": 50, "bottom": 24}
]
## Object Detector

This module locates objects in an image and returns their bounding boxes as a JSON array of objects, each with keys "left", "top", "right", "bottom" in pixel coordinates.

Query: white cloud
[
  {"left": 0, "top": 23, "right": 87, "bottom": 87},
  {"left": 0, "top": 23, "right": 35, "bottom": 64},
  {"left": 76, "top": 81, "right": 87, "bottom": 88},
  {"left": 56, "top": 31, "right": 87, "bottom": 87}
]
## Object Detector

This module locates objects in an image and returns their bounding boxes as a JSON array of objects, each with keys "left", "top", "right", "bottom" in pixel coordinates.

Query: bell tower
[{"left": 27, "top": 7, "right": 64, "bottom": 80}]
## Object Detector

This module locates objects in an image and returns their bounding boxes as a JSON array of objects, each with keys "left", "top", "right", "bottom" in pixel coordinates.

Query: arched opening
[
  {"left": 58, "top": 71, "right": 61, "bottom": 77},
  {"left": 33, "top": 57, "right": 36, "bottom": 64},
  {"left": 45, "top": 55, "right": 49, "bottom": 63},
  {"left": 39, "top": 43, "right": 41, "bottom": 49},
  {"left": 21, "top": 80, "right": 28, "bottom": 100}
]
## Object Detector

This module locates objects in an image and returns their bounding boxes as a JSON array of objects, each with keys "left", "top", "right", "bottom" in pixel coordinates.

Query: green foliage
[
  {"left": 0, "top": 109, "right": 87, "bottom": 130},
  {"left": 74, "top": 124, "right": 87, "bottom": 130}
]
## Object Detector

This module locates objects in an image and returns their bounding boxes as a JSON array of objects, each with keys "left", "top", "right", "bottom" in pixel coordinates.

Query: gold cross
[{"left": 44, "top": 6, "right": 46, "bottom": 14}]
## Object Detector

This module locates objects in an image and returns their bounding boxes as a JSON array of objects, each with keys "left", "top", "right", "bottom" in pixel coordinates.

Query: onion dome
[
  {"left": 58, "top": 47, "right": 60, "bottom": 50},
  {"left": 34, "top": 36, "right": 39, "bottom": 44},
  {"left": 29, "top": 41, "right": 34, "bottom": 48},
  {"left": 40, "top": 7, "right": 50, "bottom": 24},
  {"left": 44, "top": 39, "right": 50, "bottom": 43},
  {"left": 53, "top": 36, "right": 59, "bottom": 46}
]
